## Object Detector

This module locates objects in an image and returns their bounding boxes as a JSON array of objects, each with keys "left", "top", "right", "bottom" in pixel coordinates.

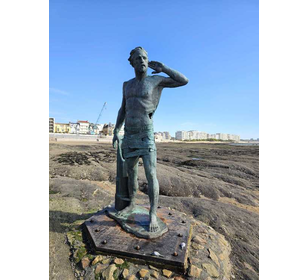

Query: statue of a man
[{"left": 113, "top": 47, "right": 188, "bottom": 233}]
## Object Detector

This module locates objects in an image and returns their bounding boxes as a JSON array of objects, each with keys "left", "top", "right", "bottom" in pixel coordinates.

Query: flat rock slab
[
  {"left": 84, "top": 206, "right": 193, "bottom": 272},
  {"left": 107, "top": 205, "right": 168, "bottom": 239}
]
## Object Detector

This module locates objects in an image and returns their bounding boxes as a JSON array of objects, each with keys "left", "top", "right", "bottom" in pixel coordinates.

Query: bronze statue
[{"left": 112, "top": 47, "right": 188, "bottom": 235}]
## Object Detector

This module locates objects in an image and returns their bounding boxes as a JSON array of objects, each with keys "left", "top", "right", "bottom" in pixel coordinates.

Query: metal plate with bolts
[{"left": 84, "top": 206, "right": 193, "bottom": 272}]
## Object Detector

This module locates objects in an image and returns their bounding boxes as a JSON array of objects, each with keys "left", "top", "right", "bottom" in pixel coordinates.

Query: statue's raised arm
[{"left": 148, "top": 61, "right": 189, "bottom": 88}]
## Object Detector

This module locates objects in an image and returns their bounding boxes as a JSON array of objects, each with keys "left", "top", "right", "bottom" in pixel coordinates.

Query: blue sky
[{"left": 50, "top": 0, "right": 259, "bottom": 139}]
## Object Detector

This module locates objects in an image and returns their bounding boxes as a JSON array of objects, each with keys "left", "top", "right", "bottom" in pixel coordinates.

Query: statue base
[
  {"left": 84, "top": 205, "right": 193, "bottom": 272},
  {"left": 107, "top": 205, "right": 168, "bottom": 239}
]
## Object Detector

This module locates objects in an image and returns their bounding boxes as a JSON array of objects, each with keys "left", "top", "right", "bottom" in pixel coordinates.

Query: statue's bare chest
[{"left": 125, "top": 79, "right": 155, "bottom": 100}]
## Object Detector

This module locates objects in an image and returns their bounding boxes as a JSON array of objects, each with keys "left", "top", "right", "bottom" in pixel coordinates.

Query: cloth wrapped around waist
[{"left": 122, "top": 125, "right": 156, "bottom": 158}]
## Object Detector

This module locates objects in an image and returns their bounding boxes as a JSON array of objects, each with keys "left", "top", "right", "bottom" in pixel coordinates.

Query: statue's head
[{"left": 128, "top": 47, "right": 148, "bottom": 73}]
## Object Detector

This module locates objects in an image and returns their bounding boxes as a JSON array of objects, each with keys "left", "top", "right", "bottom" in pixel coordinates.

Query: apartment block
[
  {"left": 175, "top": 130, "right": 189, "bottom": 140},
  {"left": 78, "top": 120, "right": 90, "bottom": 134},
  {"left": 163, "top": 131, "right": 171, "bottom": 140},
  {"left": 198, "top": 132, "right": 208, "bottom": 139},
  {"left": 208, "top": 134, "right": 217, "bottom": 139},
  {"left": 49, "top": 117, "right": 55, "bottom": 133},
  {"left": 216, "top": 133, "right": 228, "bottom": 140}
]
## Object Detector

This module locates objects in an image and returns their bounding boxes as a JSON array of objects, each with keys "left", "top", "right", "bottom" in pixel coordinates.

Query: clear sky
[{"left": 50, "top": 0, "right": 259, "bottom": 139}]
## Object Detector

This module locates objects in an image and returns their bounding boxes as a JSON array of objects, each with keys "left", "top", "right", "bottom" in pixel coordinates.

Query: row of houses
[
  {"left": 49, "top": 118, "right": 122, "bottom": 136},
  {"left": 50, "top": 118, "right": 239, "bottom": 141},
  {"left": 175, "top": 130, "right": 240, "bottom": 141}
]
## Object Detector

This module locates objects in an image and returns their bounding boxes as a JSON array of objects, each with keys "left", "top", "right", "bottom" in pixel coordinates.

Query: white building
[
  {"left": 208, "top": 134, "right": 217, "bottom": 139},
  {"left": 69, "top": 122, "right": 80, "bottom": 134},
  {"left": 175, "top": 131, "right": 189, "bottom": 140},
  {"left": 154, "top": 132, "right": 163, "bottom": 141},
  {"left": 226, "top": 134, "right": 240, "bottom": 141},
  {"left": 78, "top": 120, "right": 90, "bottom": 134},
  {"left": 95, "top": 124, "right": 104, "bottom": 135},
  {"left": 216, "top": 133, "right": 228, "bottom": 140},
  {"left": 197, "top": 132, "right": 208, "bottom": 140},
  {"left": 176, "top": 130, "right": 240, "bottom": 141},
  {"left": 188, "top": 130, "right": 198, "bottom": 140}
]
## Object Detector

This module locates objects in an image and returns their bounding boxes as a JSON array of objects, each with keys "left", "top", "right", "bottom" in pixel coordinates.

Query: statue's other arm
[
  {"left": 148, "top": 61, "right": 189, "bottom": 88},
  {"left": 112, "top": 82, "right": 126, "bottom": 148}
]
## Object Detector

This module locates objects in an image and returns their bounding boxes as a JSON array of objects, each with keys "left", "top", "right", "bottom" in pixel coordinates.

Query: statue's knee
[{"left": 147, "top": 170, "right": 156, "bottom": 181}]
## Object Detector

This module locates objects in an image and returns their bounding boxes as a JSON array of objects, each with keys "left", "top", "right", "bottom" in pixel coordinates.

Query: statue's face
[{"left": 132, "top": 49, "right": 148, "bottom": 73}]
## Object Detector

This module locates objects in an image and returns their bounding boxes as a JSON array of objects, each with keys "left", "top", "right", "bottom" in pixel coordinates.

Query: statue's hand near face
[{"left": 148, "top": 61, "right": 164, "bottom": 74}]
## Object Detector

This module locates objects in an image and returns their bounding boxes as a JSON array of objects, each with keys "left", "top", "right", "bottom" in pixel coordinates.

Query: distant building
[
  {"left": 176, "top": 129, "right": 240, "bottom": 141},
  {"left": 102, "top": 123, "right": 115, "bottom": 136},
  {"left": 198, "top": 132, "right": 208, "bottom": 139},
  {"left": 188, "top": 130, "right": 198, "bottom": 140},
  {"left": 163, "top": 131, "right": 171, "bottom": 140},
  {"left": 228, "top": 135, "right": 239, "bottom": 141},
  {"left": 175, "top": 130, "right": 189, "bottom": 140},
  {"left": 94, "top": 124, "right": 104, "bottom": 135},
  {"left": 54, "top": 123, "right": 70, "bottom": 133},
  {"left": 208, "top": 134, "right": 216, "bottom": 139},
  {"left": 69, "top": 122, "right": 80, "bottom": 134},
  {"left": 78, "top": 120, "right": 90, "bottom": 134},
  {"left": 216, "top": 133, "right": 228, "bottom": 140},
  {"left": 154, "top": 132, "right": 163, "bottom": 141},
  {"left": 182, "top": 130, "right": 208, "bottom": 140},
  {"left": 49, "top": 117, "right": 55, "bottom": 133}
]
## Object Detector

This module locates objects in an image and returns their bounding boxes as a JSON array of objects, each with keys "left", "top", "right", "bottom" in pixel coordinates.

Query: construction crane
[
  {"left": 89, "top": 102, "right": 107, "bottom": 135},
  {"left": 95, "top": 102, "right": 107, "bottom": 126}
]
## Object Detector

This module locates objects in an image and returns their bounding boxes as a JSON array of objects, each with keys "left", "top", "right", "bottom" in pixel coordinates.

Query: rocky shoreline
[{"left": 49, "top": 142, "right": 259, "bottom": 279}]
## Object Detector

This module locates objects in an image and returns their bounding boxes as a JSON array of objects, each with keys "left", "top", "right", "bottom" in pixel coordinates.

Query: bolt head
[
  {"left": 135, "top": 245, "right": 140, "bottom": 250},
  {"left": 178, "top": 233, "right": 183, "bottom": 237},
  {"left": 173, "top": 252, "right": 178, "bottom": 256}
]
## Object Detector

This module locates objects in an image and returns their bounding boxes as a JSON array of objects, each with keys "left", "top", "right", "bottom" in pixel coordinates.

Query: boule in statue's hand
[
  {"left": 112, "top": 133, "right": 119, "bottom": 149},
  {"left": 148, "top": 61, "right": 164, "bottom": 74}
]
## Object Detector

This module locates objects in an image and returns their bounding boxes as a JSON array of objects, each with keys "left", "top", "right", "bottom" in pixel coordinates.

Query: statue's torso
[{"left": 124, "top": 76, "right": 163, "bottom": 128}]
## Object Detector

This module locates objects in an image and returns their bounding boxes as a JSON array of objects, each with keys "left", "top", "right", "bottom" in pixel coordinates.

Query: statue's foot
[
  {"left": 116, "top": 204, "right": 136, "bottom": 217},
  {"left": 149, "top": 214, "right": 160, "bottom": 232}
]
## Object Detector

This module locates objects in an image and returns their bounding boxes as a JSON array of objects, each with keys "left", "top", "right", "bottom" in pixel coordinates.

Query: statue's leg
[
  {"left": 142, "top": 150, "right": 159, "bottom": 232},
  {"left": 116, "top": 156, "right": 139, "bottom": 217}
]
